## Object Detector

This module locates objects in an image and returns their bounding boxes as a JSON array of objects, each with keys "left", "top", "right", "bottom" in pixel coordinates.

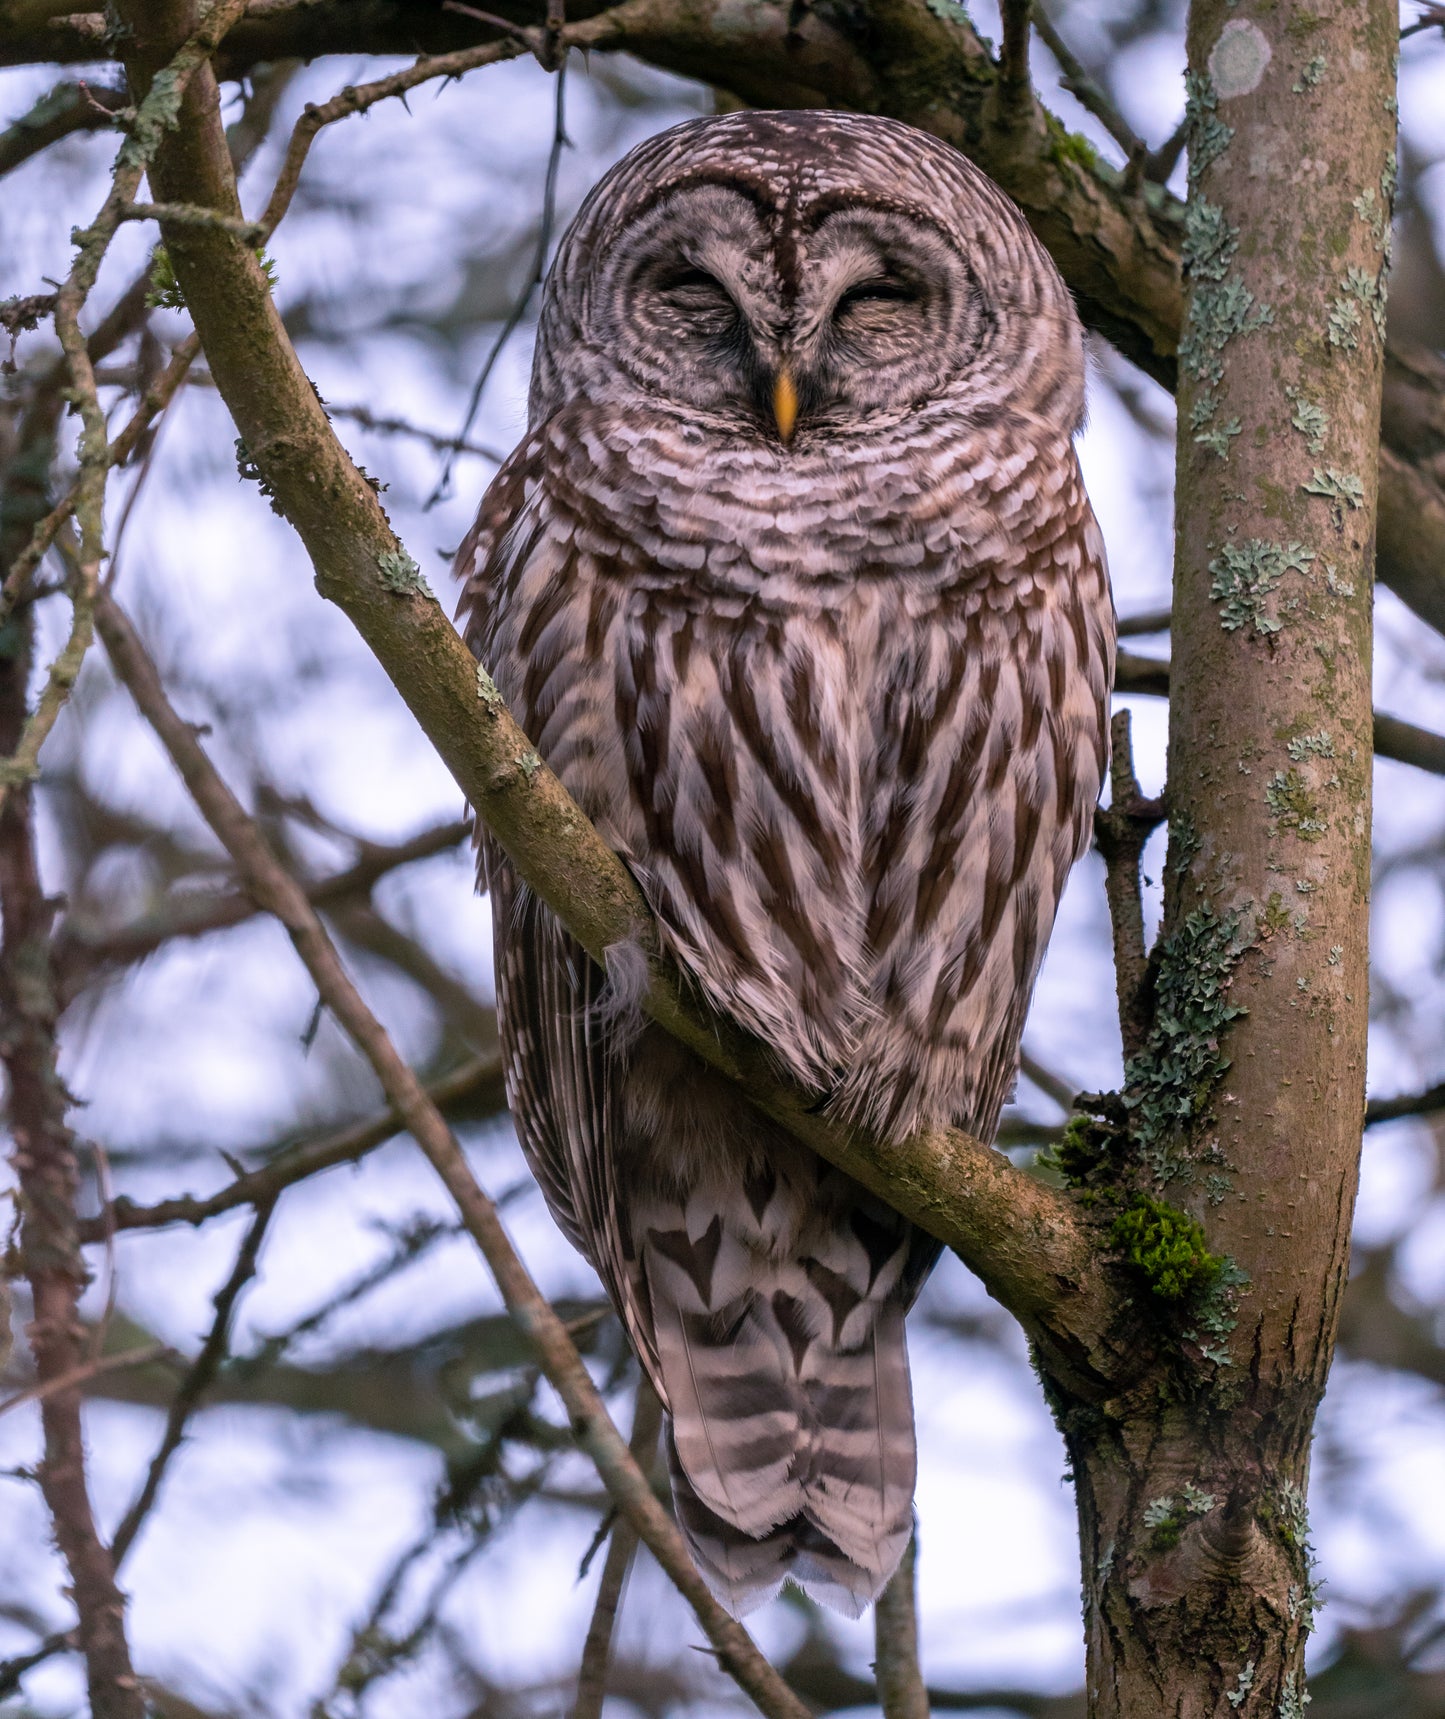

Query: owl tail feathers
[
  {"left": 643, "top": 1225, "right": 917, "bottom": 1618},
  {"left": 666, "top": 1429, "right": 913, "bottom": 1618}
]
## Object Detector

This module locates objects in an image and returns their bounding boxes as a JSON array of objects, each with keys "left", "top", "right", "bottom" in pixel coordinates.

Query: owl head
[{"left": 529, "top": 110, "right": 1085, "bottom": 445}]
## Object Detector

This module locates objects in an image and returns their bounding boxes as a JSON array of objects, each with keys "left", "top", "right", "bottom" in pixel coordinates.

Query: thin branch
[
  {"left": 256, "top": 38, "right": 525, "bottom": 238},
  {"left": 0, "top": 78, "right": 128, "bottom": 178},
  {"left": 324, "top": 400, "right": 507, "bottom": 464},
  {"left": 92, "top": 587, "right": 810, "bottom": 1719},
  {"left": 1365, "top": 1081, "right": 1445, "bottom": 1126},
  {"left": 1401, "top": 3, "right": 1445, "bottom": 39},
  {"left": 1115, "top": 651, "right": 1445, "bottom": 780},
  {"left": 874, "top": 1532, "right": 929, "bottom": 1719},
  {"left": 110, "top": 1197, "right": 276, "bottom": 1565},
  {"left": 1145, "top": 112, "right": 1190, "bottom": 186},
  {"left": 119, "top": 200, "right": 264, "bottom": 242},
  {"left": 427, "top": 53, "right": 569, "bottom": 505},
  {"left": 0, "top": 1343, "right": 172, "bottom": 1420},
  {"left": 994, "top": 0, "right": 1034, "bottom": 126},
  {"left": 1092, "top": 710, "right": 1164, "bottom": 1061},
  {"left": 573, "top": 1377, "right": 665, "bottom": 1719},
  {"left": 56, "top": 814, "right": 470, "bottom": 989},
  {"left": 1, "top": 332, "right": 200, "bottom": 629},
  {"left": 1116, "top": 607, "right": 1171, "bottom": 637},
  {"left": 1030, "top": 4, "right": 1143, "bottom": 160},
  {"left": 76, "top": 1052, "right": 505, "bottom": 1241}
]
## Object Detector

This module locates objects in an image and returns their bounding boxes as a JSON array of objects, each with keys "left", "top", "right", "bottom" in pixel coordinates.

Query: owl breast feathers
[{"left": 458, "top": 109, "right": 1114, "bottom": 1618}]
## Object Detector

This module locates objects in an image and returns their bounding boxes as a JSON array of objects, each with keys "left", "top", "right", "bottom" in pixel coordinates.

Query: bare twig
[
  {"left": 325, "top": 400, "right": 508, "bottom": 464},
  {"left": 994, "top": 0, "right": 1034, "bottom": 127},
  {"left": 1030, "top": 4, "right": 1142, "bottom": 160},
  {"left": 1401, "top": 3, "right": 1445, "bottom": 39},
  {"left": 0, "top": 78, "right": 129, "bottom": 177},
  {"left": 76, "top": 1052, "right": 505, "bottom": 1242},
  {"left": 57, "top": 814, "right": 470, "bottom": 989},
  {"left": 874, "top": 1532, "right": 929, "bottom": 1719},
  {"left": 0, "top": 1343, "right": 172, "bottom": 1420},
  {"left": 257, "top": 39, "right": 525, "bottom": 238},
  {"left": 1092, "top": 710, "right": 1164, "bottom": 1061},
  {"left": 428, "top": 52, "right": 569, "bottom": 505},
  {"left": 1115, "top": 652, "right": 1445, "bottom": 780},
  {"left": 93, "top": 588, "right": 810, "bottom": 1719},
  {"left": 573, "top": 1376, "right": 665, "bottom": 1719},
  {"left": 119, "top": 200, "right": 264, "bottom": 243},
  {"left": 1145, "top": 113, "right": 1190, "bottom": 185},
  {"left": 0, "top": 11, "right": 251, "bottom": 1712},
  {"left": 1366, "top": 1081, "right": 1445, "bottom": 1126},
  {"left": 1116, "top": 607, "right": 1171, "bottom": 637},
  {"left": 110, "top": 1198, "right": 276, "bottom": 1564}
]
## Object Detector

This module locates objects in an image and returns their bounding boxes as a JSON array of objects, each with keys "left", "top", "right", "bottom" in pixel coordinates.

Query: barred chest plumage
[{"left": 471, "top": 395, "right": 1111, "bottom": 1141}]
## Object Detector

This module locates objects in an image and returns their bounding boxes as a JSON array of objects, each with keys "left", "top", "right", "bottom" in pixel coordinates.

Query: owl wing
[
  {"left": 839, "top": 442, "right": 1115, "bottom": 1145},
  {"left": 458, "top": 437, "right": 661, "bottom": 1385}
]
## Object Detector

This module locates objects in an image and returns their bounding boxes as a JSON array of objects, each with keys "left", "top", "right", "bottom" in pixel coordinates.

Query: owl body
[{"left": 459, "top": 111, "right": 1114, "bottom": 1617}]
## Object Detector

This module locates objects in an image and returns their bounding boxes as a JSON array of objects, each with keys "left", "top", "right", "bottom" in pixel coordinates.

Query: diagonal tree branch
[{"left": 93, "top": 584, "right": 810, "bottom": 1719}]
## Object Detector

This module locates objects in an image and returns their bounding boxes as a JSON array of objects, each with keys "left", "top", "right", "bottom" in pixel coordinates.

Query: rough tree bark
[{"left": 1046, "top": 6, "right": 1390, "bottom": 1714}]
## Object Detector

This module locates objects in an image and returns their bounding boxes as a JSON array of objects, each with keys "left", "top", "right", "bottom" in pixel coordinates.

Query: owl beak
[{"left": 772, "top": 365, "right": 799, "bottom": 444}]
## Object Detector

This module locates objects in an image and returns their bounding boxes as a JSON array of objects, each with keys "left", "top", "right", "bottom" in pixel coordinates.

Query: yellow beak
[{"left": 773, "top": 366, "right": 798, "bottom": 444}]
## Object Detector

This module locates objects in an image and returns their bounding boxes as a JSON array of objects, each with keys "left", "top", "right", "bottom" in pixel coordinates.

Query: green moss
[
  {"left": 1043, "top": 112, "right": 1100, "bottom": 173},
  {"left": 1110, "top": 1194, "right": 1224, "bottom": 1302},
  {"left": 146, "top": 245, "right": 186, "bottom": 311},
  {"left": 1142, "top": 1482, "right": 1217, "bottom": 1550}
]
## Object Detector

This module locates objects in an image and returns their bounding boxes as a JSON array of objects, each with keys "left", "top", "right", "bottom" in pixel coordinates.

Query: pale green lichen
[
  {"left": 1183, "top": 199, "right": 1239, "bottom": 282},
  {"left": 1143, "top": 1482, "right": 1217, "bottom": 1550},
  {"left": 1181, "top": 279, "right": 1273, "bottom": 388},
  {"left": 1266, "top": 768, "right": 1327, "bottom": 840},
  {"left": 1196, "top": 416, "right": 1243, "bottom": 460},
  {"left": 377, "top": 549, "right": 435, "bottom": 600},
  {"left": 1184, "top": 70, "right": 1233, "bottom": 185},
  {"left": 1287, "top": 730, "right": 1334, "bottom": 761},
  {"left": 1209, "top": 539, "right": 1315, "bottom": 635},
  {"left": 1286, "top": 389, "right": 1329, "bottom": 455},
  {"left": 1352, "top": 187, "right": 1389, "bottom": 251},
  {"left": 1227, "top": 1661, "right": 1256, "bottom": 1709},
  {"left": 1328, "top": 944, "right": 1343, "bottom": 965},
  {"left": 1122, "top": 905, "right": 1249, "bottom": 1183},
  {"left": 1292, "top": 53, "right": 1325, "bottom": 91},
  {"left": 1302, "top": 467, "right": 1365, "bottom": 527},
  {"left": 476, "top": 664, "right": 504, "bottom": 707},
  {"left": 1329, "top": 265, "right": 1387, "bottom": 348},
  {"left": 1278, "top": 1671, "right": 1311, "bottom": 1719}
]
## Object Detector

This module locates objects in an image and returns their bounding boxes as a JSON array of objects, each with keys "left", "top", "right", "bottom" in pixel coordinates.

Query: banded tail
[{"left": 637, "top": 1173, "right": 921, "bottom": 1618}]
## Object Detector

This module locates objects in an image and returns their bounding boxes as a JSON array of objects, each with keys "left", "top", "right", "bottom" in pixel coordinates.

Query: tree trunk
[{"left": 1044, "top": 5, "right": 1392, "bottom": 1713}]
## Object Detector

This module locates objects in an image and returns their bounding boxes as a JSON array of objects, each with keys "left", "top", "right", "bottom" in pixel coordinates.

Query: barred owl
[{"left": 458, "top": 110, "right": 1114, "bottom": 1618}]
